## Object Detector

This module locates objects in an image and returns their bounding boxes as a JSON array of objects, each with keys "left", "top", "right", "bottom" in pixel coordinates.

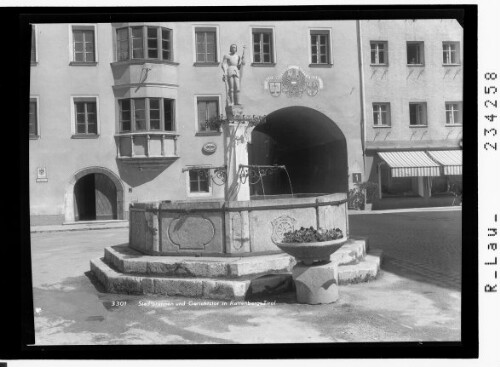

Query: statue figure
[{"left": 222, "top": 44, "right": 245, "bottom": 106}]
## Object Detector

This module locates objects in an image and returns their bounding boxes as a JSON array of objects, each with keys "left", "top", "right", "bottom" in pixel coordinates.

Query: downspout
[{"left": 356, "top": 20, "right": 367, "bottom": 177}]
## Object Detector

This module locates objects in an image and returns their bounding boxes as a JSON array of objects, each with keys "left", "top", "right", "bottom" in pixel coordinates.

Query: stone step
[
  {"left": 338, "top": 249, "right": 383, "bottom": 285},
  {"left": 90, "top": 247, "right": 382, "bottom": 301},
  {"left": 103, "top": 238, "right": 368, "bottom": 279}
]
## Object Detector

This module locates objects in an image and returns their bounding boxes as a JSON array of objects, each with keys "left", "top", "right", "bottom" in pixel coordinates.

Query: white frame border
[
  {"left": 68, "top": 24, "right": 99, "bottom": 64},
  {"left": 70, "top": 95, "right": 101, "bottom": 136},
  {"left": 192, "top": 24, "right": 221, "bottom": 64},
  {"left": 307, "top": 26, "right": 333, "bottom": 65}
]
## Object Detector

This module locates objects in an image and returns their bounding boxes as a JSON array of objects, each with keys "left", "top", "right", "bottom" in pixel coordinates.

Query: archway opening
[
  {"left": 74, "top": 173, "right": 117, "bottom": 221},
  {"left": 249, "top": 106, "right": 348, "bottom": 196}
]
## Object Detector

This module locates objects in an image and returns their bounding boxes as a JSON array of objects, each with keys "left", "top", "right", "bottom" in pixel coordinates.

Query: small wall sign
[
  {"left": 36, "top": 167, "right": 48, "bottom": 183},
  {"left": 352, "top": 173, "right": 362, "bottom": 184},
  {"left": 202, "top": 142, "right": 217, "bottom": 155}
]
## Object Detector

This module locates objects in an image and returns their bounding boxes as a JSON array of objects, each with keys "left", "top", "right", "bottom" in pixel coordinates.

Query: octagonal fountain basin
[
  {"left": 128, "top": 192, "right": 348, "bottom": 257},
  {"left": 276, "top": 238, "right": 348, "bottom": 266}
]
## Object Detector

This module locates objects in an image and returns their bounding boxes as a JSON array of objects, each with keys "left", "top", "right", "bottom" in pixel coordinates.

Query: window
[
  {"left": 407, "top": 42, "right": 424, "bottom": 65},
  {"left": 118, "top": 98, "right": 175, "bottom": 133},
  {"left": 197, "top": 97, "right": 219, "bottom": 132},
  {"left": 372, "top": 103, "right": 391, "bottom": 126},
  {"left": 73, "top": 98, "right": 98, "bottom": 135},
  {"left": 195, "top": 28, "right": 217, "bottom": 63},
  {"left": 370, "top": 41, "right": 387, "bottom": 65},
  {"left": 409, "top": 102, "right": 427, "bottom": 126},
  {"left": 445, "top": 102, "right": 462, "bottom": 125},
  {"left": 252, "top": 29, "right": 274, "bottom": 64},
  {"left": 443, "top": 42, "right": 460, "bottom": 65},
  {"left": 31, "top": 25, "right": 37, "bottom": 64},
  {"left": 310, "top": 30, "right": 331, "bottom": 65},
  {"left": 189, "top": 169, "right": 211, "bottom": 194},
  {"left": 116, "top": 26, "right": 172, "bottom": 62},
  {"left": 72, "top": 26, "right": 97, "bottom": 64},
  {"left": 29, "top": 98, "right": 38, "bottom": 137}
]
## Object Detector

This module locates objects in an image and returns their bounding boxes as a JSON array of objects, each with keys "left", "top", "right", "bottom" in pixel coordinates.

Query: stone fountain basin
[{"left": 276, "top": 238, "right": 348, "bottom": 266}]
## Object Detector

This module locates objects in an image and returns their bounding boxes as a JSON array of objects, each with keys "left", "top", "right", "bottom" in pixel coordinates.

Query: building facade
[
  {"left": 29, "top": 19, "right": 463, "bottom": 225},
  {"left": 360, "top": 19, "right": 463, "bottom": 209}
]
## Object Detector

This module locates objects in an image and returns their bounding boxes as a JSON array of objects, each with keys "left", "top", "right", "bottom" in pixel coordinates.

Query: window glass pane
[
  {"left": 207, "top": 100, "right": 218, "bottom": 120},
  {"left": 131, "top": 27, "right": 144, "bottom": 58},
  {"left": 134, "top": 99, "right": 146, "bottom": 130},
  {"left": 87, "top": 122, "right": 97, "bottom": 134},
  {"left": 197, "top": 101, "right": 207, "bottom": 130},
  {"left": 164, "top": 99, "right": 174, "bottom": 131},
  {"left": 74, "top": 30, "right": 83, "bottom": 42},
  {"left": 147, "top": 27, "right": 158, "bottom": 58},
  {"left": 117, "top": 28, "right": 129, "bottom": 60},
  {"left": 162, "top": 28, "right": 171, "bottom": 60},
  {"left": 76, "top": 123, "right": 86, "bottom": 134},
  {"left": 199, "top": 175, "right": 209, "bottom": 192},
  {"left": 31, "top": 26, "right": 36, "bottom": 63},
  {"left": 29, "top": 101, "right": 37, "bottom": 135}
]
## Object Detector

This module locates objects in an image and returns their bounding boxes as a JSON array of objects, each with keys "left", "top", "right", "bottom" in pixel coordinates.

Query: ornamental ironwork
[
  {"left": 238, "top": 164, "right": 294, "bottom": 196},
  {"left": 264, "top": 66, "right": 324, "bottom": 98},
  {"left": 205, "top": 114, "right": 267, "bottom": 131}
]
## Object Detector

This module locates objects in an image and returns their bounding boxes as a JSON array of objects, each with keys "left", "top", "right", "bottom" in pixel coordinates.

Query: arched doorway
[
  {"left": 65, "top": 167, "right": 124, "bottom": 222},
  {"left": 249, "top": 106, "right": 348, "bottom": 196}
]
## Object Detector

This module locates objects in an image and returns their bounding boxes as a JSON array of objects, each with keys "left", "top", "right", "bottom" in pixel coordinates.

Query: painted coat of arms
[{"left": 264, "top": 66, "right": 324, "bottom": 98}]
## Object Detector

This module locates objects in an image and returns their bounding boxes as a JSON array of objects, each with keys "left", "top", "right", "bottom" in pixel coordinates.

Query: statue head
[{"left": 230, "top": 44, "right": 237, "bottom": 53}]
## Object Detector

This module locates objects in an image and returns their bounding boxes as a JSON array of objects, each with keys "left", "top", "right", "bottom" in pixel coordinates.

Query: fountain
[{"left": 90, "top": 44, "right": 381, "bottom": 302}]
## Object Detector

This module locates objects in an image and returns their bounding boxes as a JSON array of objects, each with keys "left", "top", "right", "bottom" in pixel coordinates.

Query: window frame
[
  {"left": 193, "top": 26, "right": 220, "bottom": 65},
  {"left": 29, "top": 96, "right": 40, "bottom": 139},
  {"left": 250, "top": 27, "right": 275, "bottom": 65},
  {"left": 442, "top": 41, "right": 461, "bottom": 66},
  {"left": 409, "top": 102, "right": 428, "bottom": 127},
  {"left": 31, "top": 25, "right": 38, "bottom": 65},
  {"left": 69, "top": 24, "right": 98, "bottom": 65},
  {"left": 406, "top": 41, "right": 425, "bottom": 66},
  {"left": 445, "top": 102, "right": 463, "bottom": 126},
  {"left": 117, "top": 97, "right": 176, "bottom": 133},
  {"left": 194, "top": 95, "right": 222, "bottom": 134},
  {"left": 70, "top": 96, "right": 100, "bottom": 138},
  {"left": 115, "top": 25, "right": 173, "bottom": 62},
  {"left": 186, "top": 168, "right": 213, "bottom": 197},
  {"left": 370, "top": 41, "right": 388, "bottom": 66},
  {"left": 309, "top": 29, "right": 332, "bottom": 66},
  {"left": 372, "top": 103, "right": 391, "bottom": 127}
]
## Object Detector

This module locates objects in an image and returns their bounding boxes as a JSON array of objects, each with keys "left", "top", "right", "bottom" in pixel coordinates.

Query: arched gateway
[
  {"left": 249, "top": 106, "right": 348, "bottom": 196},
  {"left": 64, "top": 167, "right": 124, "bottom": 222}
]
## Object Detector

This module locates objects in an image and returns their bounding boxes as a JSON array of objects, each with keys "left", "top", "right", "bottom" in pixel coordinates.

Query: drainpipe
[{"left": 356, "top": 20, "right": 367, "bottom": 178}]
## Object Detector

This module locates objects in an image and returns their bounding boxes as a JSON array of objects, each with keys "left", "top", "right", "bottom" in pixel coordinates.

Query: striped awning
[
  {"left": 427, "top": 150, "right": 462, "bottom": 175},
  {"left": 378, "top": 151, "right": 441, "bottom": 177}
]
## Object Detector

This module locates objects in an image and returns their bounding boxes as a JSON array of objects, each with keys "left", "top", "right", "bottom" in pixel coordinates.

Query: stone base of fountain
[
  {"left": 293, "top": 261, "right": 339, "bottom": 304},
  {"left": 90, "top": 237, "right": 382, "bottom": 300}
]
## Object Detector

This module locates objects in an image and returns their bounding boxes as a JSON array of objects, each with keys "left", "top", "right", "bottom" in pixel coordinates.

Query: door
[{"left": 94, "top": 173, "right": 117, "bottom": 220}]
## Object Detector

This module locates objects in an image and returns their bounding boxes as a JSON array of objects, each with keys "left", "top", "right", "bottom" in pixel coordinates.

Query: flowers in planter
[
  {"left": 282, "top": 226, "right": 344, "bottom": 243},
  {"left": 348, "top": 181, "right": 378, "bottom": 210}
]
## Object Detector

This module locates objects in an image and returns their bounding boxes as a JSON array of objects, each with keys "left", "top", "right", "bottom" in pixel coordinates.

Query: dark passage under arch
[
  {"left": 249, "top": 106, "right": 348, "bottom": 196},
  {"left": 74, "top": 173, "right": 117, "bottom": 221}
]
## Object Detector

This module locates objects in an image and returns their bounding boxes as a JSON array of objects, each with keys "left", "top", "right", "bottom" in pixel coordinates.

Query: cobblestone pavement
[{"left": 350, "top": 210, "right": 462, "bottom": 290}]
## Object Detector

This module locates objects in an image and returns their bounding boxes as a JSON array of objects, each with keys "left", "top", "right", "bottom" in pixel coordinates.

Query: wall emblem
[
  {"left": 271, "top": 215, "right": 297, "bottom": 244},
  {"left": 264, "top": 66, "right": 324, "bottom": 98},
  {"left": 202, "top": 142, "right": 217, "bottom": 155}
]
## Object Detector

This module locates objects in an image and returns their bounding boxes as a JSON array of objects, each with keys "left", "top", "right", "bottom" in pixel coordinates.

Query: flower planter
[{"left": 276, "top": 237, "right": 348, "bottom": 266}]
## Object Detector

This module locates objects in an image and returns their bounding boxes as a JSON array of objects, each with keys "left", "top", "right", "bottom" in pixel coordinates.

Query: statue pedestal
[
  {"left": 224, "top": 105, "right": 255, "bottom": 202},
  {"left": 292, "top": 261, "right": 340, "bottom": 304}
]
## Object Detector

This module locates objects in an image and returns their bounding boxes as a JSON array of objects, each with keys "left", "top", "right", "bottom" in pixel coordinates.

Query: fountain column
[{"left": 223, "top": 105, "right": 255, "bottom": 202}]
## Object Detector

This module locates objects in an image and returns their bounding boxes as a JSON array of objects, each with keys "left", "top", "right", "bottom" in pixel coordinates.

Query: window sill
[
  {"left": 373, "top": 125, "right": 391, "bottom": 128},
  {"left": 309, "top": 63, "right": 333, "bottom": 68},
  {"left": 193, "top": 62, "right": 220, "bottom": 67},
  {"left": 187, "top": 192, "right": 213, "bottom": 198},
  {"left": 71, "top": 134, "right": 100, "bottom": 139},
  {"left": 115, "top": 131, "right": 178, "bottom": 137},
  {"left": 251, "top": 62, "right": 276, "bottom": 67},
  {"left": 409, "top": 125, "right": 428, "bottom": 128},
  {"left": 370, "top": 64, "right": 388, "bottom": 67},
  {"left": 442, "top": 64, "right": 461, "bottom": 67},
  {"left": 69, "top": 61, "right": 98, "bottom": 66},
  {"left": 29, "top": 135, "right": 40, "bottom": 140},
  {"left": 445, "top": 124, "right": 463, "bottom": 127},
  {"left": 196, "top": 131, "right": 222, "bottom": 137},
  {"left": 111, "top": 59, "right": 179, "bottom": 67},
  {"left": 407, "top": 64, "right": 425, "bottom": 67}
]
